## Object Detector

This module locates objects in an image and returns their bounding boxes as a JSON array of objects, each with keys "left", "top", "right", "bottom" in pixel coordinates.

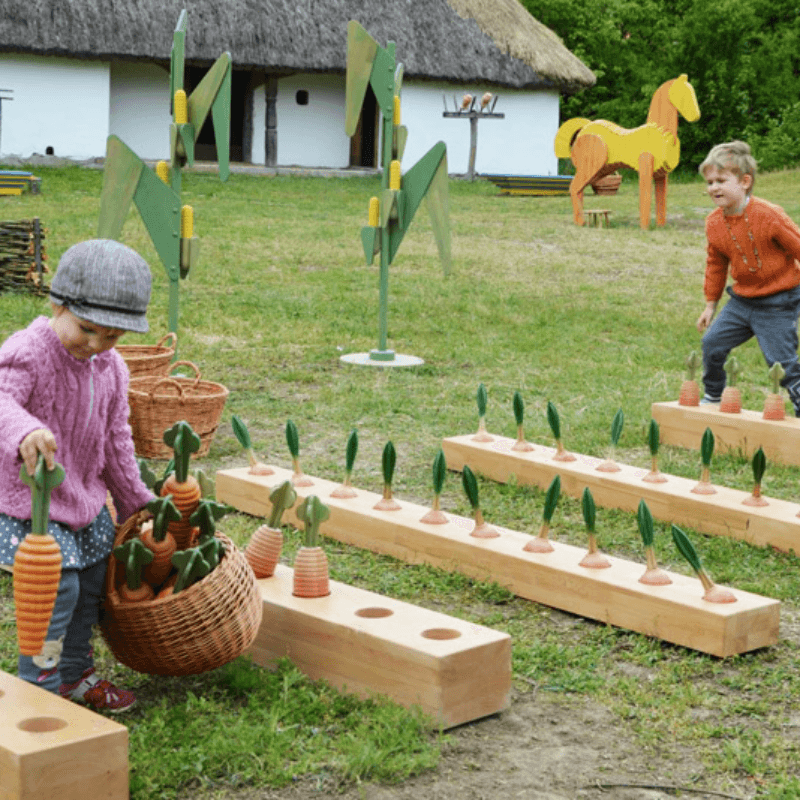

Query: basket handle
[
  {"left": 168, "top": 360, "right": 201, "bottom": 386},
  {"left": 146, "top": 378, "right": 186, "bottom": 398},
  {"left": 156, "top": 332, "right": 178, "bottom": 350}
]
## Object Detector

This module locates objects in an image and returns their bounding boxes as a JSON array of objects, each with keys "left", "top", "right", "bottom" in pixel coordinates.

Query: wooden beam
[
  {"left": 652, "top": 400, "right": 800, "bottom": 465},
  {"left": 248, "top": 564, "right": 511, "bottom": 728},
  {"left": 440, "top": 434, "right": 800, "bottom": 554},
  {"left": 0, "top": 670, "right": 128, "bottom": 800},
  {"left": 216, "top": 466, "right": 780, "bottom": 657}
]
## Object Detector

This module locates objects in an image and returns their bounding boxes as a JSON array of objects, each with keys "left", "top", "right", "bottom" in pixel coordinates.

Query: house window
[{"left": 296, "top": 90, "right": 309, "bottom": 106}]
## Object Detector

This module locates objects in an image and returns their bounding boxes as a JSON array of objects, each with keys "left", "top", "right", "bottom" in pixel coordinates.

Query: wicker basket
[
  {"left": 100, "top": 512, "right": 263, "bottom": 676},
  {"left": 128, "top": 360, "right": 229, "bottom": 459},
  {"left": 116, "top": 332, "right": 177, "bottom": 378}
]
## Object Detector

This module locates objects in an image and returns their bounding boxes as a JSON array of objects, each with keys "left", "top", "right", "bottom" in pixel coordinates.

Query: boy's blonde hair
[{"left": 699, "top": 140, "right": 757, "bottom": 192}]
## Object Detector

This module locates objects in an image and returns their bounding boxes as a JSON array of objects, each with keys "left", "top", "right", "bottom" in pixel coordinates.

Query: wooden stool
[{"left": 584, "top": 209, "right": 611, "bottom": 227}]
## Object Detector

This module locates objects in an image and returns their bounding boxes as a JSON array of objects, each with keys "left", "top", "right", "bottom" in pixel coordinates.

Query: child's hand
[
  {"left": 696, "top": 303, "right": 717, "bottom": 332},
  {"left": 19, "top": 429, "right": 58, "bottom": 476}
]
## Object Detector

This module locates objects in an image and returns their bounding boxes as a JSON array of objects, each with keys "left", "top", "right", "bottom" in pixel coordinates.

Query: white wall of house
[
  {"left": 275, "top": 73, "right": 349, "bottom": 168},
  {"left": 0, "top": 53, "right": 110, "bottom": 160},
  {"left": 109, "top": 62, "right": 172, "bottom": 160},
  {"left": 399, "top": 82, "right": 561, "bottom": 176}
]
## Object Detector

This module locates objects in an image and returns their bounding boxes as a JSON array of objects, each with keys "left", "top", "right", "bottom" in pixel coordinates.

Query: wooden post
[
  {"left": 0, "top": 670, "right": 128, "bottom": 800},
  {"left": 248, "top": 564, "right": 511, "bottom": 728}
]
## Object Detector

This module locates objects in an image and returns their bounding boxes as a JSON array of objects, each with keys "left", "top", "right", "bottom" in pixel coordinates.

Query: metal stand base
[{"left": 340, "top": 350, "right": 424, "bottom": 367}]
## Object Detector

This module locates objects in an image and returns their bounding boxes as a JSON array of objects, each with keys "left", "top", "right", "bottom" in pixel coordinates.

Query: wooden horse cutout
[{"left": 555, "top": 75, "right": 700, "bottom": 228}]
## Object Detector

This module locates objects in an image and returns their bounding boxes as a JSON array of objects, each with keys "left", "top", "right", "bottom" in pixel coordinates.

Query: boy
[{"left": 696, "top": 140, "right": 800, "bottom": 415}]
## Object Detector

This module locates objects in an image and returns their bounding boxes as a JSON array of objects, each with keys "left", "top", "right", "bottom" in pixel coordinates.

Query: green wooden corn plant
[
  {"left": 232, "top": 414, "right": 272, "bottom": 475},
  {"left": 524, "top": 475, "right": 560, "bottom": 553},
  {"left": 636, "top": 499, "right": 671, "bottom": 584},
  {"left": 472, "top": 383, "right": 493, "bottom": 441},
  {"left": 420, "top": 449, "right": 449, "bottom": 524},
  {"left": 672, "top": 525, "right": 735, "bottom": 603},
  {"left": 461, "top": 464, "right": 498, "bottom": 538},
  {"left": 512, "top": 391, "right": 534, "bottom": 451},
  {"left": 547, "top": 401, "right": 575, "bottom": 462},
  {"left": 331, "top": 429, "right": 359, "bottom": 498},
  {"left": 579, "top": 487, "right": 610, "bottom": 568}
]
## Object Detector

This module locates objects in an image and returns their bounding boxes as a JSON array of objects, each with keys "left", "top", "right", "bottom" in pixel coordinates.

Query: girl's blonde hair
[{"left": 699, "top": 140, "right": 757, "bottom": 192}]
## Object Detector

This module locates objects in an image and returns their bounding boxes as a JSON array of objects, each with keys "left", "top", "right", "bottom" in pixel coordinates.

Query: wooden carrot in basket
[
  {"left": 14, "top": 455, "right": 65, "bottom": 656},
  {"left": 160, "top": 421, "right": 202, "bottom": 549},
  {"left": 140, "top": 495, "right": 181, "bottom": 586},
  {"left": 113, "top": 537, "right": 155, "bottom": 602}
]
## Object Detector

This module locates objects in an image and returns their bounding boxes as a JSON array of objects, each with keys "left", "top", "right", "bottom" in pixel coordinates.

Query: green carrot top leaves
[
  {"left": 189, "top": 499, "right": 230, "bottom": 542},
  {"left": 19, "top": 454, "right": 65, "bottom": 534},
  {"left": 285, "top": 419, "right": 300, "bottom": 459},
  {"left": 752, "top": 447, "right": 766, "bottom": 485},
  {"left": 137, "top": 457, "right": 158, "bottom": 490},
  {"left": 268, "top": 480, "right": 297, "bottom": 528},
  {"left": 769, "top": 362, "right": 786, "bottom": 394},
  {"left": 610, "top": 408, "right": 624, "bottom": 447},
  {"left": 513, "top": 391, "right": 524, "bottom": 427},
  {"left": 542, "top": 475, "right": 561, "bottom": 523},
  {"left": 476, "top": 383, "right": 488, "bottom": 417},
  {"left": 700, "top": 427, "right": 715, "bottom": 467},
  {"left": 432, "top": 449, "right": 447, "bottom": 495},
  {"left": 724, "top": 354, "right": 741, "bottom": 386},
  {"left": 163, "top": 420, "right": 201, "bottom": 483},
  {"left": 146, "top": 495, "right": 182, "bottom": 541},
  {"left": 647, "top": 419, "right": 660, "bottom": 457},
  {"left": 296, "top": 495, "right": 330, "bottom": 547},
  {"left": 547, "top": 401, "right": 561, "bottom": 441},
  {"left": 381, "top": 441, "right": 396, "bottom": 485},
  {"left": 581, "top": 487, "right": 595, "bottom": 533},
  {"left": 637, "top": 499, "right": 654, "bottom": 547},
  {"left": 114, "top": 537, "right": 154, "bottom": 590},
  {"left": 685, "top": 350, "right": 699, "bottom": 380},
  {"left": 461, "top": 464, "right": 480, "bottom": 510},
  {"left": 671, "top": 524, "right": 702, "bottom": 574},
  {"left": 345, "top": 429, "right": 359, "bottom": 473}
]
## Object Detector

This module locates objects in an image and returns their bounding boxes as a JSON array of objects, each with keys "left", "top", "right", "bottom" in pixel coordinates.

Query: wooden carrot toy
[
  {"left": 232, "top": 414, "right": 273, "bottom": 475},
  {"left": 14, "top": 455, "right": 65, "bottom": 656},
  {"left": 160, "top": 421, "right": 202, "bottom": 549},
  {"left": 511, "top": 391, "right": 535, "bottom": 452},
  {"left": 461, "top": 464, "right": 498, "bottom": 538},
  {"left": 330, "top": 429, "right": 359, "bottom": 499},
  {"left": 420, "top": 449, "right": 449, "bottom": 524},
  {"left": 524, "top": 475, "right": 560, "bottom": 553}
]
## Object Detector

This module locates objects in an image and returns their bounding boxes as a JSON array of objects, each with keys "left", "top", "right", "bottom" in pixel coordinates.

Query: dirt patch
[{"left": 214, "top": 688, "right": 752, "bottom": 800}]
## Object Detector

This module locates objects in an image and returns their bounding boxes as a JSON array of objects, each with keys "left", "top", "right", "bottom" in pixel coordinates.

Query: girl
[{"left": 0, "top": 239, "right": 155, "bottom": 712}]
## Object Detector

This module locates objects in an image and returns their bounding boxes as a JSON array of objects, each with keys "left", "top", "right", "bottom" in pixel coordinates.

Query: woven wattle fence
[{"left": 0, "top": 218, "right": 48, "bottom": 296}]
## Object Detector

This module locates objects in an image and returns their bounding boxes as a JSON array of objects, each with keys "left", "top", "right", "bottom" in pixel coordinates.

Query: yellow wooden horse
[{"left": 554, "top": 75, "right": 700, "bottom": 228}]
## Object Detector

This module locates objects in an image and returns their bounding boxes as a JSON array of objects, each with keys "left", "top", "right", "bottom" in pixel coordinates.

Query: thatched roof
[{"left": 0, "top": 0, "right": 595, "bottom": 93}]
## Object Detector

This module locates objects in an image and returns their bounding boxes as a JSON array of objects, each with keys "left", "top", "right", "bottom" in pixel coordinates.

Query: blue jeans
[
  {"left": 702, "top": 286, "right": 800, "bottom": 414},
  {"left": 17, "top": 558, "right": 107, "bottom": 692}
]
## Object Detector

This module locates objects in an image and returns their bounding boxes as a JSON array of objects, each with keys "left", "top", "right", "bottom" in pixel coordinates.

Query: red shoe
[{"left": 58, "top": 667, "right": 136, "bottom": 713}]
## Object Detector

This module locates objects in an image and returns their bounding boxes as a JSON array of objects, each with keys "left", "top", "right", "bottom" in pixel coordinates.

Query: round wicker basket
[
  {"left": 100, "top": 513, "right": 262, "bottom": 676},
  {"left": 127, "top": 360, "right": 229, "bottom": 459},
  {"left": 116, "top": 332, "right": 177, "bottom": 378}
]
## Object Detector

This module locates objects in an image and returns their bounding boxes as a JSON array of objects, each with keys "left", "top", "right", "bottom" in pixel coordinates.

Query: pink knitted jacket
[{"left": 0, "top": 316, "right": 153, "bottom": 530}]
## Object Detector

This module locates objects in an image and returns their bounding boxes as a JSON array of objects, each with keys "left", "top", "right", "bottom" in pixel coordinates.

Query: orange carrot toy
[
  {"left": 159, "top": 421, "right": 202, "bottom": 549},
  {"left": 13, "top": 456, "right": 65, "bottom": 656}
]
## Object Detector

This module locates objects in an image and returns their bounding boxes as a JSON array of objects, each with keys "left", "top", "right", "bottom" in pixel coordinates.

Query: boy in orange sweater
[{"left": 696, "top": 140, "right": 800, "bottom": 414}]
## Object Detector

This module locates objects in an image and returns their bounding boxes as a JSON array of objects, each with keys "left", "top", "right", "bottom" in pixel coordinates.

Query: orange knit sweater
[{"left": 704, "top": 196, "right": 800, "bottom": 302}]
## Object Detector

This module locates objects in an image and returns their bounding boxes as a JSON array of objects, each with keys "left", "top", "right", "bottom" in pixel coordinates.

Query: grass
[{"left": 2, "top": 164, "right": 800, "bottom": 797}]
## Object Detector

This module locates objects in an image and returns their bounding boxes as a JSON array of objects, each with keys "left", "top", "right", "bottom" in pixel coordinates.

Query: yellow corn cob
[
  {"left": 174, "top": 89, "right": 188, "bottom": 124},
  {"left": 368, "top": 197, "right": 380, "bottom": 226},
  {"left": 181, "top": 205, "right": 194, "bottom": 238},
  {"left": 156, "top": 160, "right": 170, "bottom": 184},
  {"left": 390, "top": 160, "right": 401, "bottom": 191}
]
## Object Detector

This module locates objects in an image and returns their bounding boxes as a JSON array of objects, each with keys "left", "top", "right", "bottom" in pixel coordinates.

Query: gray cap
[{"left": 50, "top": 239, "right": 152, "bottom": 333}]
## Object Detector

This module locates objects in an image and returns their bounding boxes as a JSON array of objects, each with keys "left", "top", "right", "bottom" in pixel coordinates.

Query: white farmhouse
[{"left": 0, "top": 0, "right": 594, "bottom": 176}]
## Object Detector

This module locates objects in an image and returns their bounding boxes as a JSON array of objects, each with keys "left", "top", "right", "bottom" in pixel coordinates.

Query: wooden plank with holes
[
  {"left": 440, "top": 433, "right": 800, "bottom": 554},
  {"left": 216, "top": 466, "right": 780, "bottom": 657},
  {"left": 248, "top": 564, "right": 511, "bottom": 728},
  {"left": 652, "top": 400, "right": 800, "bottom": 465},
  {"left": 0, "top": 670, "right": 128, "bottom": 800}
]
